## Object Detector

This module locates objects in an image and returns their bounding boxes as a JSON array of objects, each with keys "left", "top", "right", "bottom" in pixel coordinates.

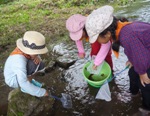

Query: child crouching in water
[{"left": 4, "top": 31, "right": 49, "bottom": 97}]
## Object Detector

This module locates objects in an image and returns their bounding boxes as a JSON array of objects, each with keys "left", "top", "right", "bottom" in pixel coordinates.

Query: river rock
[
  {"left": 56, "top": 56, "right": 76, "bottom": 69},
  {"left": 52, "top": 42, "right": 78, "bottom": 69},
  {"left": 7, "top": 88, "right": 54, "bottom": 116}
]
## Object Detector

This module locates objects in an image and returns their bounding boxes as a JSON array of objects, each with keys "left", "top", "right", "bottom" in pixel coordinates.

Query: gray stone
[{"left": 7, "top": 89, "right": 54, "bottom": 116}]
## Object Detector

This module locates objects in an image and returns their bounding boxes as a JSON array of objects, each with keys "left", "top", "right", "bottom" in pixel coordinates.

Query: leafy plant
[{"left": 0, "top": 0, "right": 15, "bottom": 5}]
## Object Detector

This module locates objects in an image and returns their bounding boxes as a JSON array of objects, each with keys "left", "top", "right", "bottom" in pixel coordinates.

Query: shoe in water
[
  {"left": 139, "top": 107, "right": 150, "bottom": 114},
  {"left": 31, "top": 79, "right": 43, "bottom": 88}
]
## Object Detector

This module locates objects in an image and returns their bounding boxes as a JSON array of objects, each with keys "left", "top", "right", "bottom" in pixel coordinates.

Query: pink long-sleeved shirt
[{"left": 75, "top": 40, "right": 111, "bottom": 66}]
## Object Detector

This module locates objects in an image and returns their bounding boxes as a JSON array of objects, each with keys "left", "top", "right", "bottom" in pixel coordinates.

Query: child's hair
[
  {"left": 99, "top": 17, "right": 128, "bottom": 52},
  {"left": 83, "top": 27, "right": 88, "bottom": 37}
]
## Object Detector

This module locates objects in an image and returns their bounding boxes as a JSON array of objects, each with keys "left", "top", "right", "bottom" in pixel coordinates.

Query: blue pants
[
  {"left": 26, "top": 59, "right": 45, "bottom": 76},
  {"left": 129, "top": 67, "right": 150, "bottom": 110}
]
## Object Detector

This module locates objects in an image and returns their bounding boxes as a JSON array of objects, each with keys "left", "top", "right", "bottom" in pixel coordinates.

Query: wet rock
[
  {"left": 52, "top": 42, "right": 78, "bottom": 69},
  {"left": 52, "top": 43, "right": 72, "bottom": 56},
  {"left": 44, "top": 60, "right": 56, "bottom": 73},
  {"left": 56, "top": 56, "right": 76, "bottom": 69},
  {"left": 7, "top": 89, "right": 54, "bottom": 116}
]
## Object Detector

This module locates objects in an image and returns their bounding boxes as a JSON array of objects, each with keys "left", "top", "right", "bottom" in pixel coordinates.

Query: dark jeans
[
  {"left": 129, "top": 67, "right": 150, "bottom": 110},
  {"left": 26, "top": 59, "right": 45, "bottom": 76}
]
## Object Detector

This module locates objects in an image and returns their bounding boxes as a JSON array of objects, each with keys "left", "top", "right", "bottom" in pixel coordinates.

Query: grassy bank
[
  {"left": 0, "top": 0, "right": 113, "bottom": 67},
  {"left": 0, "top": 0, "right": 112, "bottom": 47},
  {"left": 0, "top": 0, "right": 135, "bottom": 67}
]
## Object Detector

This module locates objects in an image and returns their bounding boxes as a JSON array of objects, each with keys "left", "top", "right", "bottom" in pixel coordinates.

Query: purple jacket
[{"left": 119, "top": 21, "right": 150, "bottom": 74}]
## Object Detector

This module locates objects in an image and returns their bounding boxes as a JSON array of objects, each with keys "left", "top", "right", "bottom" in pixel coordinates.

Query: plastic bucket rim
[{"left": 82, "top": 61, "right": 111, "bottom": 86}]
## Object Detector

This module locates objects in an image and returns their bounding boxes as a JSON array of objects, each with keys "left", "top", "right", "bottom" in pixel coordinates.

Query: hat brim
[
  {"left": 16, "top": 38, "right": 48, "bottom": 55},
  {"left": 89, "top": 34, "right": 99, "bottom": 44},
  {"left": 69, "top": 29, "right": 83, "bottom": 41},
  {"left": 88, "top": 17, "right": 113, "bottom": 44}
]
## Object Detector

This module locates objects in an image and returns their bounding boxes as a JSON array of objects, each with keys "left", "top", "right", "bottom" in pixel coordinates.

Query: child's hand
[
  {"left": 140, "top": 73, "right": 150, "bottom": 87},
  {"left": 31, "top": 55, "right": 41, "bottom": 65},
  {"left": 44, "top": 90, "right": 49, "bottom": 96},
  {"left": 33, "top": 56, "right": 41, "bottom": 64},
  {"left": 126, "top": 61, "right": 132, "bottom": 68},
  {"left": 78, "top": 53, "right": 85, "bottom": 59},
  {"left": 93, "top": 65, "right": 97, "bottom": 70}
]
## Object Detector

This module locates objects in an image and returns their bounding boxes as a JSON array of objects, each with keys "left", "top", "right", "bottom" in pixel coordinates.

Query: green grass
[
  {"left": 0, "top": 0, "right": 134, "bottom": 68},
  {"left": 0, "top": 0, "right": 93, "bottom": 47},
  {"left": 0, "top": 0, "right": 127, "bottom": 47}
]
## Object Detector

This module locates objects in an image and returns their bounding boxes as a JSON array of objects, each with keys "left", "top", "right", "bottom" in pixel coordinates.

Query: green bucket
[{"left": 82, "top": 61, "right": 112, "bottom": 88}]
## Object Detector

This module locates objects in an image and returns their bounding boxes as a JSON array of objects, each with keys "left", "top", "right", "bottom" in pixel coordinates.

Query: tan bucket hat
[{"left": 16, "top": 31, "right": 48, "bottom": 55}]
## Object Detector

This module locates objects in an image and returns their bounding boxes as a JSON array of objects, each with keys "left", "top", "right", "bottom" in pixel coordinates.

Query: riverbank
[{"left": 0, "top": 0, "right": 136, "bottom": 68}]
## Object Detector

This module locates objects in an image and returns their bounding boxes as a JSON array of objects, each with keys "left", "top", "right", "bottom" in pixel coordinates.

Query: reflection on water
[
  {"left": 116, "top": 0, "right": 150, "bottom": 22},
  {"left": 51, "top": 46, "right": 141, "bottom": 116}
]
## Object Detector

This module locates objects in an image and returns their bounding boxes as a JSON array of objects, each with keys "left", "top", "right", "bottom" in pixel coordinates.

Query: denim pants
[
  {"left": 129, "top": 67, "right": 150, "bottom": 110},
  {"left": 26, "top": 59, "right": 45, "bottom": 75}
]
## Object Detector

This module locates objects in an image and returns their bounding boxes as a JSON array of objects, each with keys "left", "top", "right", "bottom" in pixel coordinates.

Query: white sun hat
[
  {"left": 85, "top": 5, "right": 114, "bottom": 43},
  {"left": 16, "top": 31, "right": 48, "bottom": 55}
]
